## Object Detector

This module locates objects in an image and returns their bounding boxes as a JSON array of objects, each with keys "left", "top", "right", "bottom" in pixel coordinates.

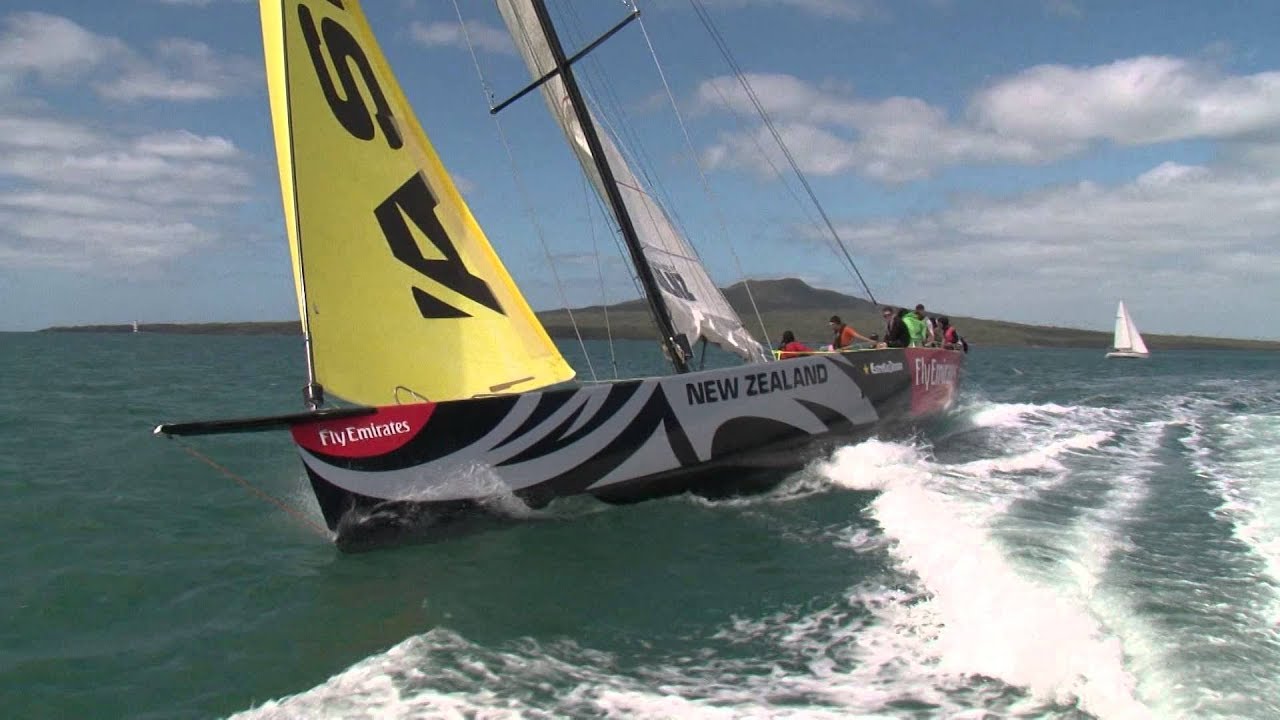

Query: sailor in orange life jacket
[
  {"left": 777, "top": 330, "right": 812, "bottom": 359},
  {"left": 828, "top": 315, "right": 874, "bottom": 351}
]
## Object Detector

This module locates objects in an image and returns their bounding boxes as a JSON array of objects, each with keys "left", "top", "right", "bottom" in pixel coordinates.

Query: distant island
[{"left": 41, "top": 277, "right": 1279, "bottom": 351}]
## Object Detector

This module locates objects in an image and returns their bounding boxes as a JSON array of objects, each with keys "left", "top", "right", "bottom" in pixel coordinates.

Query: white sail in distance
[
  {"left": 1113, "top": 301, "right": 1149, "bottom": 354},
  {"left": 496, "top": 1, "right": 770, "bottom": 364}
]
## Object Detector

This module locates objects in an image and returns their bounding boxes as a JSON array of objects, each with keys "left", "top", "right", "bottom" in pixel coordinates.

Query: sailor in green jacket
[{"left": 902, "top": 305, "right": 928, "bottom": 347}]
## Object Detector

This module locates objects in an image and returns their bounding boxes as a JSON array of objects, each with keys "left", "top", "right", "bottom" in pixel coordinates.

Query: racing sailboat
[
  {"left": 1106, "top": 301, "right": 1150, "bottom": 359},
  {"left": 155, "top": 0, "right": 963, "bottom": 551}
]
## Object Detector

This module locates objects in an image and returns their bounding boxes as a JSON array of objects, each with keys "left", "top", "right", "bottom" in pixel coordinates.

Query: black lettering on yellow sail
[
  {"left": 374, "top": 173, "right": 504, "bottom": 319},
  {"left": 297, "top": 5, "right": 401, "bottom": 150}
]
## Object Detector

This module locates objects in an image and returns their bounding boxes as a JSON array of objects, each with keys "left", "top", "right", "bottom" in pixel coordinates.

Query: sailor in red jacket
[{"left": 777, "top": 330, "right": 812, "bottom": 359}]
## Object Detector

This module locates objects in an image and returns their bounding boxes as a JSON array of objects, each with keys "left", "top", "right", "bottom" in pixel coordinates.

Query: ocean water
[{"left": 3, "top": 333, "right": 1279, "bottom": 719}]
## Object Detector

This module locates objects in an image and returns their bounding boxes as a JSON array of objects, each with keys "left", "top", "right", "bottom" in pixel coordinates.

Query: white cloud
[
  {"left": 1044, "top": 0, "right": 1082, "bottom": 18},
  {"left": 0, "top": 12, "right": 126, "bottom": 85},
  {"left": 825, "top": 162, "right": 1280, "bottom": 335},
  {"left": 0, "top": 12, "right": 255, "bottom": 102},
  {"left": 97, "top": 38, "right": 257, "bottom": 101},
  {"left": 969, "top": 56, "right": 1280, "bottom": 146},
  {"left": 134, "top": 130, "right": 240, "bottom": 159},
  {"left": 0, "top": 110, "right": 251, "bottom": 271},
  {"left": 0, "top": 114, "right": 103, "bottom": 150},
  {"left": 695, "top": 0, "right": 882, "bottom": 21},
  {"left": 0, "top": 213, "right": 212, "bottom": 269},
  {"left": 0, "top": 122, "right": 250, "bottom": 269},
  {"left": 150, "top": 0, "right": 252, "bottom": 5},
  {"left": 698, "top": 57, "right": 1280, "bottom": 182},
  {"left": 696, "top": 74, "right": 1052, "bottom": 182},
  {"left": 0, "top": 12, "right": 260, "bottom": 277},
  {"left": 409, "top": 20, "right": 515, "bottom": 55}
]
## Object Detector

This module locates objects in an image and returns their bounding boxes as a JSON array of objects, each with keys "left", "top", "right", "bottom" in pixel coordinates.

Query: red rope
[{"left": 172, "top": 440, "right": 331, "bottom": 539}]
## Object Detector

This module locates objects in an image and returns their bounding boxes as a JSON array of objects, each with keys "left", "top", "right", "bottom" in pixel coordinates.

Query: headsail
[
  {"left": 261, "top": 0, "right": 574, "bottom": 406},
  {"left": 496, "top": 1, "right": 770, "bottom": 364},
  {"left": 1114, "top": 301, "right": 1149, "bottom": 354},
  {"left": 1112, "top": 302, "right": 1132, "bottom": 351}
]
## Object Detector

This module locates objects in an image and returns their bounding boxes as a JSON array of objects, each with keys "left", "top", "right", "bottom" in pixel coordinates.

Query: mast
[{"left": 526, "top": 0, "right": 690, "bottom": 373}]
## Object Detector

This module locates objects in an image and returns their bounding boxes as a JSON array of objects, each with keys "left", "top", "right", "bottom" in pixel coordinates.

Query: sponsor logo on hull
[
  {"left": 907, "top": 348, "right": 962, "bottom": 415},
  {"left": 863, "top": 360, "right": 904, "bottom": 375},
  {"left": 292, "top": 403, "right": 435, "bottom": 458}
]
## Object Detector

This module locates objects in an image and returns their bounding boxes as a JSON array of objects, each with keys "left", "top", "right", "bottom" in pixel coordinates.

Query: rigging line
[
  {"left": 689, "top": 0, "right": 877, "bottom": 305},
  {"left": 692, "top": 0, "right": 875, "bottom": 304},
  {"left": 635, "top": 12, "right": 771, "bottom": 350},
  {"left": 566, "top": 94, "right": 651, "bottom": 323},
  {"left": 687, "top": 1, "right": 847, "bottom": 270},
  {"left": 688, "top": 1, "right": 851, "bottom": 270},
  {"left": 586, "top": 164, "right": 648, "bottom": 308},
  {"left": 676, "top": 18, "right": 838, "bottom": 284},
  {"left": 559, "top": 1, "right": 649, "bottom": 182},
  {"left": 573, "top": 126, "right": 649, "bottom": 360},
  {"left": 563, "top": 18, "right": 736, "bottom": 340},
  {"left": 537, "top": 5, "right": 672, "bottom": 354},
  {"left": 453, "top": 0, "right": 597, "bottom": 382},
  {"left": 170, "top": 438, "right": 330, "bottom": 539},
  {"left": 528, "top": 1, "right": 691, "bottom": 373},
  {"left": 559, "top": 4, "right": 767, "bottom": 363},
  {"left": 573, "top": 62, "right": 675, "bottom": 251},
  {"left": 587, "top": 75, "right": 713, "bottom": 277},
  {"left": 572, "top": 58, "right": 745, "bottom": 351},
  {"left": 590, "top": 105, "right": 703, "bottom": 269},
  {"left": 509, "top": 0, "right": 675, "bottom": 368},
  {"left": 585, "top": 20, "right": 711, "bottom": 273},
  {"left": 583, "top": 172, "right": 620, "bottom": 378},
  {"left": 557, "top": 3, "right": 693, "bottom": 267},
  {"left": 699, "top": 69, "right": 832, "bottom": 267}
]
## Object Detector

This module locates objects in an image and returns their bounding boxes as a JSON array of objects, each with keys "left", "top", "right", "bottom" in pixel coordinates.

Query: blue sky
[{"left": 1, "top": 0, "right": 1278, "bottom": 339}]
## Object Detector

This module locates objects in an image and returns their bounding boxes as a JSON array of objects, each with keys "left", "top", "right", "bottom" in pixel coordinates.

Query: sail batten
[
  {"left": 496, "top": 0, "right": 770, "bottom": 364},
  {"left": 260, "top": 0, "right": 574, "bottom": 406}
]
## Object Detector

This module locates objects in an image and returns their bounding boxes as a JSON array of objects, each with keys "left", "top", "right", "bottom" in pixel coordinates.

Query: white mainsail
[
  {"left": 496, "top": 1, "right": 770, "bottom": 364},
  {"left": 1111, "top": 301, "right": 1149, "bottom": 356}
]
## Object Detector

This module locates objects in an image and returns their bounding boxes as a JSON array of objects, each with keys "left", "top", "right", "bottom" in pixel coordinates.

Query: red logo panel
[
  {"left": 291, "top": 404, "right": 436, "bottom": 458},
  {"left": 906, "top": 348, "right": 963, "bottom": 416}
]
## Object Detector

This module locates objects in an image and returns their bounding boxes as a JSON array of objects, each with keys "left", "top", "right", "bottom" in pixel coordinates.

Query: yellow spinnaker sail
[{"left": 260, "top": 0, "right": 573, "bottom": 405}]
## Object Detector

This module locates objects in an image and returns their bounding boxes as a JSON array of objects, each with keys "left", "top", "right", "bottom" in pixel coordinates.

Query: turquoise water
[{"left": 3, "top": 333, "right": 1279, "bottom": 719}]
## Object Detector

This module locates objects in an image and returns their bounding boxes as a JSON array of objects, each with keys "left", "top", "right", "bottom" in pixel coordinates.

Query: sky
[{"left": 1, "top": 0, "right": 1278, "bottom": 339}]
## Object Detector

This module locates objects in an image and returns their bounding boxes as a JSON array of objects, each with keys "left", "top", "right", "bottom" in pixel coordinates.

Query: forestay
[
  {"left": 261, "top": 0, "right": 574, "bottom": 406},
  {"left": 496, "top": 0, "right": 770, "bottom": 364}
]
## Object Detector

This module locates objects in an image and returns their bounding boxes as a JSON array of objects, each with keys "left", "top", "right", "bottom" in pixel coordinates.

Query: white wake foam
[
  {"left": 817, "top": 440, "right": 1152, "bottom": 719},
  {"left": 241, "top": 397, "right": 1273, "bottom": 720},
  {"left": 1187, "top": 411, "right": 1280, "bottom": 621}
]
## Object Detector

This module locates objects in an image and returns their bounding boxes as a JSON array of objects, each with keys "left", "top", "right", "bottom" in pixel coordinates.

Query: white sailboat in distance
[{"left": 1106, "top": 301, "right": 1150, "bottom": 359}]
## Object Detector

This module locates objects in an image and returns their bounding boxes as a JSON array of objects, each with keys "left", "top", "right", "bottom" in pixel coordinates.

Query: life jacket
[
  {"left": 777, "top": 341, "right": 811, "bottom": 359},
  {"left": 944, "top": 326, "right": 969, "bottom": 353},
  {"left": 833, "top": 325, "right": 856, "bottom": 349}
]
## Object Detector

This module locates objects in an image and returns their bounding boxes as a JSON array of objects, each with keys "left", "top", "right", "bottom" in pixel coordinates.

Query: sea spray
[{"left": 818, "top": 437, "right": 1153, "bottom": 719}]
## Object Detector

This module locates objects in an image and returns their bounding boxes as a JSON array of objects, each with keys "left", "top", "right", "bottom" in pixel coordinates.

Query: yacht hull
[{"left": 291, "top": 347, "right": 963, "bottom": 550}]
